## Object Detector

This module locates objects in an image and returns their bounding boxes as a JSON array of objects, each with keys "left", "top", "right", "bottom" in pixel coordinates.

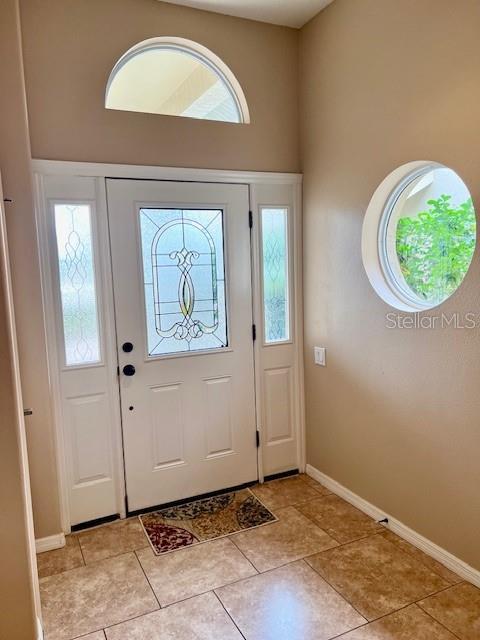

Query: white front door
[{"left": 106, "top": 180, "right": 258, "bottom": 512}]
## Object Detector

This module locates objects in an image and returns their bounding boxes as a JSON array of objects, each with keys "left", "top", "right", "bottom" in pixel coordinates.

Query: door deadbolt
[
  {"left": 122, "top": 342, "right": 134, "bottom": 353},
  {"left": 123, "top": 364, "right": 136, "bottom": 376}
]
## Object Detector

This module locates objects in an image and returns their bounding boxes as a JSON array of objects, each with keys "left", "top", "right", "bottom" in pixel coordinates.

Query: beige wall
[
  {"left": 1, "top": 0, "right": 60, "bottom": 541},
  {"left": 0, "top": 272, "right": 37, "bottom": 640},
  {"left": 0, "top": 2, "right": 40, "bottom": 636},
  {"left": 20, "top": 0, "right": 299, "bottom": 172},
  {"left": 300, "top": 0, "right": 480, "bottom": 569}
]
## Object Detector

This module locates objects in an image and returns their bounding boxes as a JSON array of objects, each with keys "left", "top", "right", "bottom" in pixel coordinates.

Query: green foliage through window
[{"left": 395, "top": 195, "right": 476, "bottom": 304}]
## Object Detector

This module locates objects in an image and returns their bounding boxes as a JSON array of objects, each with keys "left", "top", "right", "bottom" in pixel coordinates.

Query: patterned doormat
[{"left": 139, "top": 488, "right": 277, "bottom": 555}]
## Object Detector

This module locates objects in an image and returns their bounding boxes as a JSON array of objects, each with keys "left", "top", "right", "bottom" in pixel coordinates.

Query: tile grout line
[
  {"left": 39, "top": 548, "right": 147, "bottom": 581},
  {"left": 79, "top": 544, "right": 150, "bottom": 567},
  {"left": 294, "top": 521, "right": 461, "bottom": 591},
  {"left": 300, "top": 543, "right": 461, "bottom": 626},
  {"left": 66, "top": 553, "right": 162, "bottom": 640},
  {"left": 223, "top": 534, "right": 259, "bottom": 575},
  {"left": 290, "top": 501, "right": 383, "bottom": 547},
  {"left": 298, "top": 558, "right": 368, "bottom": 623},
  {"left": 99, "top": 587, "right": 252, "bottom": 638},
  {"left": 212, "top": 591, "right": 247, "bottom": 640},
  {"left": 373, "top": 530, "right": 462, "bottom": 585},
  {"left": 101, "top": 606, "right": 165, "bottom": 636},
  {"left": 415, "top": 584, "right": 466, "bottom": 640},
  {"left": 228, "top": 532, "right": 263, "bottom": 573},
  {"left": 71, "top": 627, "right": 107, "bottom": 640},
  {"left": 418, "top": 607, "right": 463, "bottom": 640},
  {"left": 336, "top": 603, "right": 430, "bottom": 639},
  {"left": 75, "top": 534, "right": 87, "bottom": 567},
  {"left": 326, "top": 602, "right": 444, "bottom": 640},
  {"left": 133, "top": 549, "right": 162, "bottom": 610}
]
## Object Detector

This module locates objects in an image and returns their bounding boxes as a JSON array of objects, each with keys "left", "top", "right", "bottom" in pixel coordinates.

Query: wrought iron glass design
[
  {"left": 261, "top": 208, "right": 289, "bottom": 343},
  {"left": 54, "top": 204, "right": 101, "bottom": 366},
  {"left": 140, "top": 208, "right": 228, "bottom": 356}
]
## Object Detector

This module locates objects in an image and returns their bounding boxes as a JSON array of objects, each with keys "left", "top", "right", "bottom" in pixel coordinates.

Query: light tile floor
[{"left": 37, "top": 474, "right": 480, "bottom": 640}]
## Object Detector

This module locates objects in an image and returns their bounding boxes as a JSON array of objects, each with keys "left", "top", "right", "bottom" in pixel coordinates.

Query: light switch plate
[{"left": 314, "top": 346, "right": 326, "bottom": 366}]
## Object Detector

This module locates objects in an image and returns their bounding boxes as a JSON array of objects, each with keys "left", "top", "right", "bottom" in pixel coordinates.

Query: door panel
[
  {"left": 250, "top": 183, "right": 302, "bottom": 477},
  {"left": 42, "top": 175, "right": 123, "bottom": 526},
  {"left": 149, "top": 383, "right": 185, "bottom": 469},
  {"left": 264, "top": 367, "right": 293, "bottom": 444},
  {"left": 106, "top": 180, "right": 257, "bottom": 511},
  {"left": 204, "top": 376, "right": 234, "bottom": 457}
]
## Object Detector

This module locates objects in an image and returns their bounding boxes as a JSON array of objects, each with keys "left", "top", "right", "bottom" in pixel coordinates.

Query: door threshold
[
  {"left": 263, "top": 468, "right": 299, "bottom": 482},
  {"left": 127, "top": 480, "right": 258, "bottom": 517},
  {"left": 71, "top": 513, "right": 120, "bottom": 532}
]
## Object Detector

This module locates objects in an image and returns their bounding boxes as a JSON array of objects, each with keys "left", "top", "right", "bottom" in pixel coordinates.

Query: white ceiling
[{"left": 159, "top": 0, "right": 334, "bottom": 28}]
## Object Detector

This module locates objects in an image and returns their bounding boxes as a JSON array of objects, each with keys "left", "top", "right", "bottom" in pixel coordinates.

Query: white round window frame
[
  {"left": 362, "top": 160, "right": 475, "bottom": 312},
  {"left": 105, "top": 36, "right": 250, "bottom": 124}
]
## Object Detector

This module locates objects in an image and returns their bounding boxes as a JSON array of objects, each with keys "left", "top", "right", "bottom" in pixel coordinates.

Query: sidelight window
[
  {"left": 54, "top": 204, "right": 101, "bottom": 366},
  {"left": 261, "top": 207, "right": 290, "bottom": 343}
]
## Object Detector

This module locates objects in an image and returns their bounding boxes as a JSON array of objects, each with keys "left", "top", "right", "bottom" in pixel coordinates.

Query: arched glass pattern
[{"left": 140, "top": 208, "right": 228, "bottom": 356}]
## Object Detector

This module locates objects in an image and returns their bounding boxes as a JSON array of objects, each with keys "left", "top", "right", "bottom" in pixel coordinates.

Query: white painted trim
[
  {"left": 361, "top": 160, "right": 457, "bottom": 313},
  {"left": 96, "top": 178, "right": 127, "bottom": 520},
  {"left": 35, "top": 533, "right": 66, "bottom": 554},
  {"left": 294, "top": 182, "right": 306, "bottom": 473},
  {"left": 31, "top": 159, "right": 302, "bottom": 185},
  {"left": 306, "top": 464, "right": 480, "bottom": 588},
  {"left": 249, "top": 187, "right": 264, "bottom": 483},
  {"left": 33, "top": 174, "right": 71, "bottom": 534},
  {"left": 36, "top": 616, "right": 44, "bottom": 640}
]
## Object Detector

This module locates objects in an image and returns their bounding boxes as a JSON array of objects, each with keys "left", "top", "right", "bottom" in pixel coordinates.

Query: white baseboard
[
  {"left": 35, "top": 532, "right": 65, "bottom": 554},
  {"left": 306, "top": 463, "right": 480, "bottom": 588}
]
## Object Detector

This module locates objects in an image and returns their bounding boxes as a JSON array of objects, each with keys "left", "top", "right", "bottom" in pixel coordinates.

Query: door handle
[{"left": 123, "top": 364, "right": 136, "bottom": 377}]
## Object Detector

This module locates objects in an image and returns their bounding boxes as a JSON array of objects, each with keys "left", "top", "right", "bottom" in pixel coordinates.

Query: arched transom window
[{"left": 105, "top": 37, "right": 249, "bottom": 124}]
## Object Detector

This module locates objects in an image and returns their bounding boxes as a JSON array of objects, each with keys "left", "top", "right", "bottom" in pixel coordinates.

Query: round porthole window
[{"left": 362, "top": 162, "right": 476, "bottom": 311}]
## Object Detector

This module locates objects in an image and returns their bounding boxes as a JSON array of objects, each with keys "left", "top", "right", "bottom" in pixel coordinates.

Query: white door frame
[{"left": 32, "top": 159, "right": 304, "bottom": 534}]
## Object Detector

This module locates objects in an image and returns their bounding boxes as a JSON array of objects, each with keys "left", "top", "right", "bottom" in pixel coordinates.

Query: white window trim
[{"left": 362, "top": 160, "right": 454, "bottom": 313}]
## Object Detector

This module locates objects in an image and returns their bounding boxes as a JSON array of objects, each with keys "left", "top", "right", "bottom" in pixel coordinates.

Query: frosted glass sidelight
[
  {"left": 54, "top": 204, "right": 101, "bottom": 366},
  {"left": 261, "top": 208, "right": 289, "bottom": 343},
  {"left": 140, "top": 208, "right": 228, "bottom": 356}
]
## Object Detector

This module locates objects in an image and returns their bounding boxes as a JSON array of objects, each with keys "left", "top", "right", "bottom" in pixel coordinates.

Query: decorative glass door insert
[
  {"left": 139, "top": 208, "right": 228, "bottom": 356},
  {"left": 261, "top": 207, "right": 289, "bottom": 343},
  {"left": 54, "top": 203, "right": 101, "bottom": 366}
]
